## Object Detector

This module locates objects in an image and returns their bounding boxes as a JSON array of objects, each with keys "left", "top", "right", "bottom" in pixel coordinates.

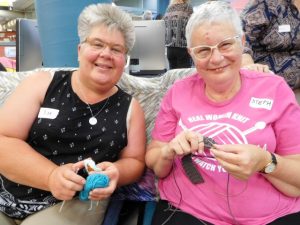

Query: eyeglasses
[
  {"left": 190, "top": 36, "right": 240, "bottom": 60},
  {"left": 83, "top": 38, "right": 127, "bottom": 58}
]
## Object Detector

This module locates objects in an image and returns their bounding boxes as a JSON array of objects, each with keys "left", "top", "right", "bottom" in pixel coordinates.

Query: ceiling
[
  {"left": 0, "top": 0, "right": 35, "bottom": 28},
  {"left": 13, "top": 0, "right": 34, "bottom": 10}
]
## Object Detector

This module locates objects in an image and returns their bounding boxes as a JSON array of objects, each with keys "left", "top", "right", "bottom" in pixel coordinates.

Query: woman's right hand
[
  {"left": 47, "top": 161, "right": 86, "bottom": 200},
  {"left": 162, "top": 130, "right": 203, "bottom": 159},
  {"left": 146, "top": 131, "right": 204, "bottom": 178}
]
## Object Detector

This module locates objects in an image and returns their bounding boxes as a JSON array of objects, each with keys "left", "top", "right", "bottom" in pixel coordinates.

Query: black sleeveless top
[{"left": 0, "top": 71, "right": 132, "bottom": 219}]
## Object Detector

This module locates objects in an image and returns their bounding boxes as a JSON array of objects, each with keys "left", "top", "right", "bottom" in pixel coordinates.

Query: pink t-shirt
[{"left": 152, "top": 69, "right": 300, "bottom": 225}]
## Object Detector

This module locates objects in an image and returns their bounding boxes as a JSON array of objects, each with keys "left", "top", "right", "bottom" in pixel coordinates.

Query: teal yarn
[{"left": 79, "top": 173, "right": 110, "bottom": 201}]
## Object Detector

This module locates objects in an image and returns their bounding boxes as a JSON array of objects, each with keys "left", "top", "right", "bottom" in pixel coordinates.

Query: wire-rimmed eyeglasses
[
  {"left": 190, "top": 35, "right": 240, "bottom": 60},
  {"left": 83, "top": 38, "right": 127, "bottom": 58}
]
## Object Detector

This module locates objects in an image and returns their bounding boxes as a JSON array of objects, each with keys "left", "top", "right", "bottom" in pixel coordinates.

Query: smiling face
[
  {"left": 77, "top": 24, "right": 127, "bottom": 92},
  {"left": 189, "top": 22, "right": 244, "bottom": 90}
]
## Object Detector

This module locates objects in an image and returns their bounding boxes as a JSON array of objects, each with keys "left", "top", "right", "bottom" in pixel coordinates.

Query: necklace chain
[
  {"left": 85, "top": 97, "right": 109, "bottom": 118},
  {"left": 76, "top": 74, "right": 110, "bottom": 125}
]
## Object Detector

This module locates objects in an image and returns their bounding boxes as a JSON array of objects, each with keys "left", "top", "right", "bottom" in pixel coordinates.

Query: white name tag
[
  {"left": 278, "top": 24, "right": 291, "bottom": 33},
  {"left": 249, "top": 97, "right": 273, "bottom": 110},
  {"left": 38, "top": 107, "right": 59, "bottom": 119}
]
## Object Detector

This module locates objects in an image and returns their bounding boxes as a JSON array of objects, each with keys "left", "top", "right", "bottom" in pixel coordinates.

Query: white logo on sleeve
[
  {"left": 38, "top": 108, "right": 59, "bottom": 119},
  {"left": 249, "top": 97, "right": 273, "bottom": 110}
]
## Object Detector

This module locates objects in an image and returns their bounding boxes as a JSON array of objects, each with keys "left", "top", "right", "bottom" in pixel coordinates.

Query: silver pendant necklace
[
  {"left": 76, "top": 74, "right": 109, "bottom": 126},
  {"left": 86, "top": 98, "right": 109, "bottom": 125}
]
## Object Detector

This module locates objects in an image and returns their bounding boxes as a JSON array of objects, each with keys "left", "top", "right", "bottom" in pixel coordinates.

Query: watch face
[{"left": 265, "top": 163, "right": 276, "bottom": 173}]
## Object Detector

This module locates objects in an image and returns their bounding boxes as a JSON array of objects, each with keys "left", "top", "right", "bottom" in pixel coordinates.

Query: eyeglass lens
[
  {"left": 85, "top": 38, "right": 126, "bottom": 57},
  {"left": 192, "top": 36, "right": 238, "bottom": 59}
]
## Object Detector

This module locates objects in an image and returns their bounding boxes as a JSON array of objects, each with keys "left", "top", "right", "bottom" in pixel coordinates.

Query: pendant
[{"left": 89, "top": 117, "right": 97, "bottom": 125}]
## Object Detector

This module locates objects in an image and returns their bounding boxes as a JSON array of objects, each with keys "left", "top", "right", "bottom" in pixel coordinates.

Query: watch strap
[{"left": 260, "top": 152, "right": 277, "bottom": 174}]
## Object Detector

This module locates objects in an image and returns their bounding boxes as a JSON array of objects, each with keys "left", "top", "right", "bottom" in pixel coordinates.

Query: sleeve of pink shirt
[{"left": 151, "top": 87, "right": 177, "bottom": 142}]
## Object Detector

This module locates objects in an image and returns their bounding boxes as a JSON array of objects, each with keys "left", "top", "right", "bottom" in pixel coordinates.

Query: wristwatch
[{"left": 260, "top": 152, "right": 277, "bottom": 174}]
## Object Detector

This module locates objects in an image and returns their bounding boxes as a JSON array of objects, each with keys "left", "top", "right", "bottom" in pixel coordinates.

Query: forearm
[
  {"left": 146, "top": 145, "right": 174, "bottom": 178},
  {"left": 114, "top": 158, "right": 145, "bottom": 186},
  {"left": 0, "top": 135, "right": 57, "bottom": 191},
  {"left": 265, "top": 154, "right": 300, "bottom": 197}
]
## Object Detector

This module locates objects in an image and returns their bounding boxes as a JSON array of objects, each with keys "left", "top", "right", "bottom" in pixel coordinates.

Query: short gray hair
[
  {"left": 185, "top": 1, "right": 243, "bottom": 47},
  {"left": 143, "top": 10, "right": 152, "bottom": 20},
  {"left": 78, "top": 4, "right": 135, "bottom": 52},
  {"left": 170, "top": 0, "right": 190, "bottom": 5}
]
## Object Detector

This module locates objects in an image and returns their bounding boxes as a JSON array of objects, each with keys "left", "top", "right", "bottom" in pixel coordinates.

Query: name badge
[
  {"left": 38, "top": 107, "right": 59, "bottom": 119},
  {"left": 249, "top": 97, "right": 273, "bottom": 110},
  {"left": 278, "top": 24, "right": 291, "bottom": 33}
]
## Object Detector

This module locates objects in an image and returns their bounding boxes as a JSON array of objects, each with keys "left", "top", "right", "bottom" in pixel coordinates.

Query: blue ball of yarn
[{"left": 79, "top": 173, "right": 110, "bottom": 201}]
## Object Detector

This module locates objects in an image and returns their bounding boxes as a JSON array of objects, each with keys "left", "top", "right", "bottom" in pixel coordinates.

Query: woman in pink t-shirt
[{"left": 146, "top": 1, "right": 300, "bottom": 225}]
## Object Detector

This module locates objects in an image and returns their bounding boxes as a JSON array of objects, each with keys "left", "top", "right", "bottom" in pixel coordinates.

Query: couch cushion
[{"left": 0, "top": 71, "right": 29, "bottom": 106}]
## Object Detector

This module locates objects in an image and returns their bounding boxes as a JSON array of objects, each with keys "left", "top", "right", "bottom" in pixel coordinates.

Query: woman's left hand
[
  {"left": 211, "top": 144, "right": 269, "bottom": 180},
  {"left": 88, "top": 161, "right": 119, "bottom": 201}
]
